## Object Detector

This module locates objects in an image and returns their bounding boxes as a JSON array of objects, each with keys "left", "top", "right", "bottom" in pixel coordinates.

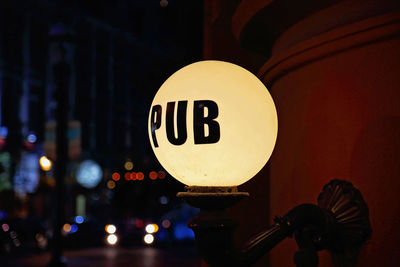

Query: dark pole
[
  {"left": 48, "top": 41, "right": 70, "bottom": 267},
  {"left": 89, "top": 26, "right": 97, "bottom": 151}
]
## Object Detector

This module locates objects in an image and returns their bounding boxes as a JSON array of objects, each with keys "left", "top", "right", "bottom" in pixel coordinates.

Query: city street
[{"left": 2, "top": 246, "right": 202, "bottom": 267}]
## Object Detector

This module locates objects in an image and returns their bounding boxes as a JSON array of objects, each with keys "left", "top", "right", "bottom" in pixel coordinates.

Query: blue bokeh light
[
  {"left": 27, "top": 134, "right": 37, "bottom": 143},
  {"left": 0, "top": 126, "right": 8, "bottom": 138},
  {"left": 75, "top": 216, "right": 84, "bottom": 224},
  {"left": 76, "top": 160, "right": 102, "bottom": 189},
  {"left": 70, "top": 224, "right": 78, "bottom": 233}
]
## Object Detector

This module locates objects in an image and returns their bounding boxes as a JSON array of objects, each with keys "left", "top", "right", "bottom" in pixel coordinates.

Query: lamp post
[{"left": 148, "top": 60, "right": 371, "bottom": 266}]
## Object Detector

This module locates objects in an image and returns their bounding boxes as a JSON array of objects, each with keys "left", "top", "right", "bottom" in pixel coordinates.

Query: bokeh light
[
  {"left": 144, "top": 234, "right": 154, "bottom": 245},
  {"left": 39, "top": 156, "right": 52, "bottom": 171},
  {"left": 158, "top": 171, "right": 166, "bottom": 179},
  {"left": 2, "top": 223, "right": 9, "bottom": 232},
  {"left": 76, "top": 160, "right": 103, "bottom": 189},
  {"left": 136, "top": 220, "right": 144, "bottom": 228},
  {"left": 124, "top": 161, "right": 133, "bottom": 171},
  {"left": 107, "top": 234, "right": 118, "bottom": 245},
  {"left": 63, "top": 223, "right": 71, "bottom": 233},
  {"left": 27, "top": 133, "right": 37, "bottom": 143},
  {"left": 159, "top": 196, "right": 169, "bottom": 205},
  {"left": 112, "top": 172, "right": 120, "bottom": 181},
  {"left": 162, "top": 219, "right": 171, "bottom": 229},
  {"left": 75, "top": 216, "right": 84, "bottom": 224},
  {"left": 145, "top": 224, "right": 155, "bottom": 233},
  {"left": 70, "top": 224, "right": 78, "bottom": 233},
  {"left": 35, "top": 233, "right": 47, "bottom": 249},
  {"left": 0, "top": 126, "right": 8, "bottom": 138},
  {"left": 105, "top": 224, "right": 117, "bottom": 234},
  {"left": 137, "top": 172, "right": 144, "bottom": 180},
  {"left": 153, "top": 224, "right": 159, "bottom": 233},
  {"left": 149, "top": 171, "right": 158, "bottom": 180},
  {"left": 107, "top": 180, "right": 116, "bottom": 189},
  {"left": 145, "top": 224, "right": 159, "bottom": 234}
]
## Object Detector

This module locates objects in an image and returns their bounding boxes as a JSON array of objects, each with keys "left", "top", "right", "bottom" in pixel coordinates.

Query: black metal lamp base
[
  {"left": 177, "top": 186, "right": 249, "bottom": 210},
  {"left": 177, "top": 180, "right": 371, "bottom": 267},
  {"left": 316, "top": 180, "right": 372, "bottom": 267}
]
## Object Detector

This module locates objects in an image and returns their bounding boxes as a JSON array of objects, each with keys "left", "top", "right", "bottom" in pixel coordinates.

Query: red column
[{"left": 209, "top": 0, "right": 400, "bottom": 266}]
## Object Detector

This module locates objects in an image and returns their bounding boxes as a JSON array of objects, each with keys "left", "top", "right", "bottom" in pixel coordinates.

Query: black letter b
[{"left": 193, "top": 100, "right": 220, "bottom": 144}]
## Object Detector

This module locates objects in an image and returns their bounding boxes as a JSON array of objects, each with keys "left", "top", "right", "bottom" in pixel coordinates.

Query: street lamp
[
  {"left": 149, "top": 60, "right": 278, "bottom": 187},
  {"left": 149, "top": 61, "right": 371, "bottom": 266}
]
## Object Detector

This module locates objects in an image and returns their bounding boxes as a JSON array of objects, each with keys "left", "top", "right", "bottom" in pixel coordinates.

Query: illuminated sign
[
  {"left": 148, "top": 60, "right": 278, "bottom": 187},
  {"left": 150, "top": 100, "right": 220, "bottom": 146}
]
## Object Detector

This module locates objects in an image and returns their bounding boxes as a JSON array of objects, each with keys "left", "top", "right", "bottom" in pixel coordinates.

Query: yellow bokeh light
[
  {"left": 148, "top": 60, "right": 278, "bottom": 186},
  {"left": 39, "top": 156, "right": 52, "bottom": 171},
  {"left": 124, "top": 161, "right": 134, "bottom": 171},
  {"left": 107, "top": 180, "right": 116, "bottom": 189},
  {"left": 152, "top": 224, "right": 159, "bottom": 233}
]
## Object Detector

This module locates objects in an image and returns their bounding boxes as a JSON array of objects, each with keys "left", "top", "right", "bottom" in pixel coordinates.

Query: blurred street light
[
  {"left": 105, "top": 224, "right": 116, "bottom": 234},
  {"left": 144, "top": 234, "right": 154, "bottom": 245},
  {"left": 107, "top": 234, "right": 118, "bottom": 245},
  {"left": 39, "top": 156, "right": 52, "bottom": 171}
]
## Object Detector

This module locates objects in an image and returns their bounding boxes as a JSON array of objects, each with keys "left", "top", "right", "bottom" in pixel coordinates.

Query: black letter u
[{"left": 166, "top": 101, "right": 188, "bottom": 145}]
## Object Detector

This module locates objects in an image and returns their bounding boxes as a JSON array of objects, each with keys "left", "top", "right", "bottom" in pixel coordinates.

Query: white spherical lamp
[{"left": 148, "top": 60, "right": 277, "bottom": 188}]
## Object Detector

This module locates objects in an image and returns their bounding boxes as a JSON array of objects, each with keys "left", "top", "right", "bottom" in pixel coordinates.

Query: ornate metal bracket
[{"left": 178, "top": 180, "right": 371, "bottom": 267}]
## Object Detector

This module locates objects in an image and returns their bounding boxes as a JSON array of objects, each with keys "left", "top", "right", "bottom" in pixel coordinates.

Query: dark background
[{"left": 0, "top": 0, "right": 204, "bottom": 263}]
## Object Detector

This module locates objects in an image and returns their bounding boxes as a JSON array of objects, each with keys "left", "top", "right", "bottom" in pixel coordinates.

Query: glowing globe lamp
[{"left": 148, "top": 60, "right": 277, "bottom": 188}]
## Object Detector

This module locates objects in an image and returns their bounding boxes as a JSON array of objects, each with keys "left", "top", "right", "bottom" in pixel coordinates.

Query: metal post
[
  {"left": 107, "top": 34, "right": 114, "bottom": 147},
  {"left": 48, "top": 46, "right": 69, "bottom": 266},
  {"left": 47, "top": 24, "right": 73, "bottom": 266},
  {"left": 20, "top": 15, "right": 31, "bottom": 137},
  {"left": 124, "top": 46, "right": 132, "bottom": 149},
  {"left": 89, "top": 26, "right": 97, "bottom": 150}
]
